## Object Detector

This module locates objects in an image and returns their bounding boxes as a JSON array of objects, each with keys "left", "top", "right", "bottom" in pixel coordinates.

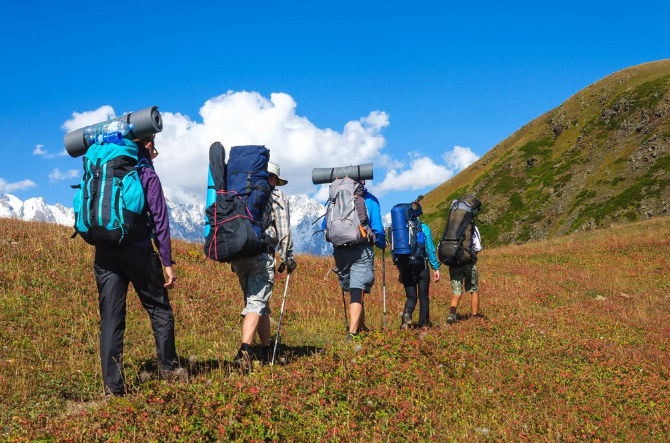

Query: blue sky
[{"left": 1, "top": 1, "right": 669, "bottom": 214}]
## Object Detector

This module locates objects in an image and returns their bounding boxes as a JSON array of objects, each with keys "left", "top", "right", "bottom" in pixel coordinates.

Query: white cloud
[
  {"left": 0, "top": 177, "right": 37, "bottom": 193},
  {"left": 34, "top": 144, "right": 67, "bottom": 159},
  {"left": 372, "top": 146, "right": 480, "bottom": 196},
  {"left": 444, "top": 145, "right": 480, "bottom": 171},
  {"left": 62, "top": 105, "right": 116, "bottom": 133},
  {"left": 151, "top": 91, "right": 389, "bottom": 205},
  {"left": 48, "top": 168, "right": 79, "bottom": 182}
]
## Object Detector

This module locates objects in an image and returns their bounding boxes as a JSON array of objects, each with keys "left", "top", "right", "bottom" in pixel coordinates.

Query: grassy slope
[
  {"left": 421, "top": 59, "right": 670, "bottom": 247},
  {"left": 1, "top": 217, "right": 669, "bottom": 442}
]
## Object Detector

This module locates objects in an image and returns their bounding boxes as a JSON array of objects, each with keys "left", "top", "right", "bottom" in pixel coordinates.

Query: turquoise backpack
[{"left": 72, "top": 139, "right": 151, "bottom": 247}]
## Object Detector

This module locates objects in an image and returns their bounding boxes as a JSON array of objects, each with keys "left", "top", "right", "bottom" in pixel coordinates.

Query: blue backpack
[
  {"left": 389, "top": 203, "right": 426, "bottom": 268},
  {"left": 72, "top": 139, "right": 151, "bottom": 247},
  {"left": 204, "top": 143, "right": 272, "bottom": 262}
]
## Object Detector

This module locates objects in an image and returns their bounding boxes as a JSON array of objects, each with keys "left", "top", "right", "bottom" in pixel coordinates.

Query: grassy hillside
[
  {"left": 422, "top": 59, "right": 670, "bottom": 246},
  {"left": 1, "top": 217, "right": 669, "bottom": 441}
]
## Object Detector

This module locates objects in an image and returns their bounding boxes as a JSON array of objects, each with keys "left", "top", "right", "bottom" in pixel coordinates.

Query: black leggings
[{"left": 400, "top": 262, "right": 430, "bottom": 327}]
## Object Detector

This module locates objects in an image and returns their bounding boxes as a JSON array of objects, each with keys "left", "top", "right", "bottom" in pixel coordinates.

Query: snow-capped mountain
[
  {"left": 1, "top": 194, "right": 74, "bottom": 226},
  {"left": 0, "top": 193, "right": 332, "bottom": 256},
  {"left": 288, "top": 194, "right": 331, "bottom": 256}
]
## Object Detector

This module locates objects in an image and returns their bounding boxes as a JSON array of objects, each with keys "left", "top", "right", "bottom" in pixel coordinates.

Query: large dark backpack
[
  {"left": 72, "top": 139, "right": 151, "bottom": 247},
  {"left": 204, "top": 142, "right": 272, "bottom": 262},
  {"left": 389, "top": 203, "right": 426, "bottom": 268},
  {"left": 324, "top": 177, "right": 369, "bottom": 247},
  {"left": 437, "top": 194, "right": 481, "bottom": 266}
]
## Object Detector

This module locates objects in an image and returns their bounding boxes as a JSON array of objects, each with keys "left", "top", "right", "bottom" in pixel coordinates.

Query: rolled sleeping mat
[
  {"left": 64, "top": 106, "right": 164, "bottom": 158},
  {"left": 311, "top": 162, "right": 374, "bottom": 185}
]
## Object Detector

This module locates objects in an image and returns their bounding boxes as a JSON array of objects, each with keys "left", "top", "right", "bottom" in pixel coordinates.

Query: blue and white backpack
[{"left": 72, "top": 139, "right": 151, "bottom": 247}]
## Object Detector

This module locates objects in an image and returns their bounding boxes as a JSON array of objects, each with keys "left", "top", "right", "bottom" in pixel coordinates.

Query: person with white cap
[{"left": 232, "top": 160, "right": 296, "bottom": 367}]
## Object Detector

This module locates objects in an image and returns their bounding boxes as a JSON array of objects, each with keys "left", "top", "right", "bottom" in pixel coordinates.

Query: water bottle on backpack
[{"left": 84, "top": 120, "right": 135, "bottom": 145}]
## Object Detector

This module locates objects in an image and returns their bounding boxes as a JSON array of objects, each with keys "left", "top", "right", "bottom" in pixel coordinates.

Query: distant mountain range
[{"left": 0, "top": 193, "right": 336, "bottom": 256}]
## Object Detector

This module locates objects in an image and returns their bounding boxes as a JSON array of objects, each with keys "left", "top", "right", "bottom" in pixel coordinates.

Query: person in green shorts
[{"left": 447, "top": 225, "right": 482, "bottom": 324}]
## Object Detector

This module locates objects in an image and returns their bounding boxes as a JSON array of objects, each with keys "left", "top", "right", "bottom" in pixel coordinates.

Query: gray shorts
[
  {"left": 449, "top": 263, "right": 479, "bottom": 295},
  {"left": 231, "top": 253, "right": 275, "bottom": 316},
  {"left": 333, "top": 243, "right": 375, "bottom": 293}
]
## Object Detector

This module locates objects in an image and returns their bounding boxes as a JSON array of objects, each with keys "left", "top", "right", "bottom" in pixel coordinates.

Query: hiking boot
[
  {"left": 233, "top": 346, "right": 253, "bottom": 371},
  {"left": 346, "top": 332, "right": 359, "bottom": 343},
  {"left": 260, "top": 346, "right": 272, "bottom": 365},
  {"left": 401, "top": 312, "right": 412, "bottom": 330},
  {"left": 447, "top": 313, "right": 457, "bottom": 325}
]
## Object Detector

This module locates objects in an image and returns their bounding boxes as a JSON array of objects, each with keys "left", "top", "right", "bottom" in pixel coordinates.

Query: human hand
[
  {"left": 434, "top": 270, "right": 440, "bottom": 282},
  {"left": 164, "top": 266, "right": 176, "bottom": 288}
]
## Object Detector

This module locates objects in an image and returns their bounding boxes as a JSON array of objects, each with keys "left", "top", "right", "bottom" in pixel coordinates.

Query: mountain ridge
[
  {"left": 0, "top": 193, "right": 333, "bottom": 256},
  {"left": 421, "top": 59, "right": 670, "bottom": 245}
]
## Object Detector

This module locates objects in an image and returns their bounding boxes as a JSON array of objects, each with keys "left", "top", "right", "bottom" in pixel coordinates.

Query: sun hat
[{"left": 268, "top": 162, "right": 288, "bottom": 186}]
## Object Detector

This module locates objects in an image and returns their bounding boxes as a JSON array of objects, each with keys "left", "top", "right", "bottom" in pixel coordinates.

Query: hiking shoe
[
  {"left": 260, "top": 346, "right": 272, "bottom": 365},
  {"left": 233, "top": 347, "right": 253, "bottom": 371},
  {"left": 401, "top": 312, "right": 412, "bottom": 330},
  {"left": 447, "top": 313, "right": 457, "bottom": 325},
  {"left": 346, "top": 332, "right": 359, "bottom": 343}
]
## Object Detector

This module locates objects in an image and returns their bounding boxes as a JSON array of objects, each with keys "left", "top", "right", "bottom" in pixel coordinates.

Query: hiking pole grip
[
  {"left": 271, "top": 273, "right": 290, "bottom": 366},
  {"left": 383, "top": 251, "right": 387, "bottom": 329}
]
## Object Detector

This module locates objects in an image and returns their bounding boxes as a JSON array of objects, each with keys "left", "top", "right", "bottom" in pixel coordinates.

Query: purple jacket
[{"left": 132, "top": 149, "right": 174, "bottom": 266}]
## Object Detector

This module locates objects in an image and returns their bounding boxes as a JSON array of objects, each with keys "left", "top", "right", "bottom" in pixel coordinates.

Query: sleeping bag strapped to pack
[
  {"left": 203, "top": 143, "right": 272, "bottom": 262},
  {"left": 72, "top": 139, "right": 151, "bottom": 247},
  {"left": 437, "top": 194, "right": 481, "bottom": 266},
  {"left": 389, "top": 203, "right": 426, "bottom": 268},
  {"left": 324, "top": 177, "right": 369, "bottom": 247}
]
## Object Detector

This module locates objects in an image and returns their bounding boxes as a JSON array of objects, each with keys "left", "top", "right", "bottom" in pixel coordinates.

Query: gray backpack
[{"left": 325, "top": 177, "right": 368, "bottom": 247}]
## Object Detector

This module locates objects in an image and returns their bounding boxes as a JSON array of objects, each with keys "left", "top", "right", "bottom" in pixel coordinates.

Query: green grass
[{"left": 1, "top": 216, "right": 670, "bottom": 441}]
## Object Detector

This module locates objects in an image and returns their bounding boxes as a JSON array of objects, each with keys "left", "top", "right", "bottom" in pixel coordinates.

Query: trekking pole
[
  {"left": 382, "top": 248, "right": 387, "bottom": 329},
  {"left": 341, "top": 288, "right": 349, "bottom": 332},
  {"left": 271, "top": 273, "right": 290, "bottom": 366}
]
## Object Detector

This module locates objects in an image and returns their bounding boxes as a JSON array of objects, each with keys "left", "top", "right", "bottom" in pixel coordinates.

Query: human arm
[
  {"left": 364, "top": 193, "right": 386, "bottom": 249},
  {"left": 139, "top": 168, "right": 175, "bottom": 268},
  {"left": 473, "top": 226, "right": 482, "bottom": 253},
  {"left": 422, "top": 223, "right": 440, "bottom": 271},
  {"left": 271, "top": 190, "right": 296, "bottom": 273}
]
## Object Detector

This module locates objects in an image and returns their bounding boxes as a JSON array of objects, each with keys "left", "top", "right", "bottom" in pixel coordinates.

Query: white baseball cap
[{"left": 268, "top": 162, "right": 288, "bottom": 186}]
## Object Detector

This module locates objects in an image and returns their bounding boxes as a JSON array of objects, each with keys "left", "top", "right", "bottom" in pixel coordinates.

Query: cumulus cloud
[
  {"left": 62, "top": 105, "right": 116, "bottom": 133},
  {"left": 373, "top": 146, "right": 479, "bottom": 196},
  {"left": 444, "top": 145, "right": 480, "bottom": 171},
  {"left": 60, "top": 94, "right": 477, "bottom": 207},
  {"left": 152, "top": 91, "right": 388, "bottom": 205},
  {"left": 48, "top": 169, "right": 79, "bottom": 183},
  {"left": 34, "top": 143, "right": 67, "bottom": 159},
  {"left": 0, "top": 177, "right": 37, "bottom": 193}
]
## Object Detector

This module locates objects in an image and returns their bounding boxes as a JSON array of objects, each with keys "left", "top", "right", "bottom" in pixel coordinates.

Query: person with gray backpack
[{"left": 318, "top": 173, "right": 386, "bottom": 343}]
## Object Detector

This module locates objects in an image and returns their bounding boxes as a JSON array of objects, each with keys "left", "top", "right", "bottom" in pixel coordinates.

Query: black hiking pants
[
  {"left": 94, "top": 246, "right": 177, "bottom": 395},
  {"left": 400, "top": 261, "right": 430, "bottom": 327}
]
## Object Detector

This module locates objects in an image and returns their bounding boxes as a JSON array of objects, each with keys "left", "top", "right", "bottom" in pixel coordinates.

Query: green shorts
[{"left": 449, "top": 263, "right": 479, "bottom": 295}]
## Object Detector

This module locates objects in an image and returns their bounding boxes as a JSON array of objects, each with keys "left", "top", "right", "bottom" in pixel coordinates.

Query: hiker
[
  {"left": 447, "top": 225, "right": 482, "bottom": 324},
  {"left": 397, "top": 199, "right": 441, "bottom": 329},
  {"left": 326, "top": 179, "right": 386, "bottom": 342},
  {"left": 232, "top": 161, "right": 296, "bottom": 366},
  {"left": 92, "top": 134, "right": 180, "bottom": 398}
]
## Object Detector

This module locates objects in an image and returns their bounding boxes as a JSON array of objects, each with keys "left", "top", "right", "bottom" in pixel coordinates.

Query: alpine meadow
[{"left": 1, "top": 60, "right": 670, "bottom": 442}]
